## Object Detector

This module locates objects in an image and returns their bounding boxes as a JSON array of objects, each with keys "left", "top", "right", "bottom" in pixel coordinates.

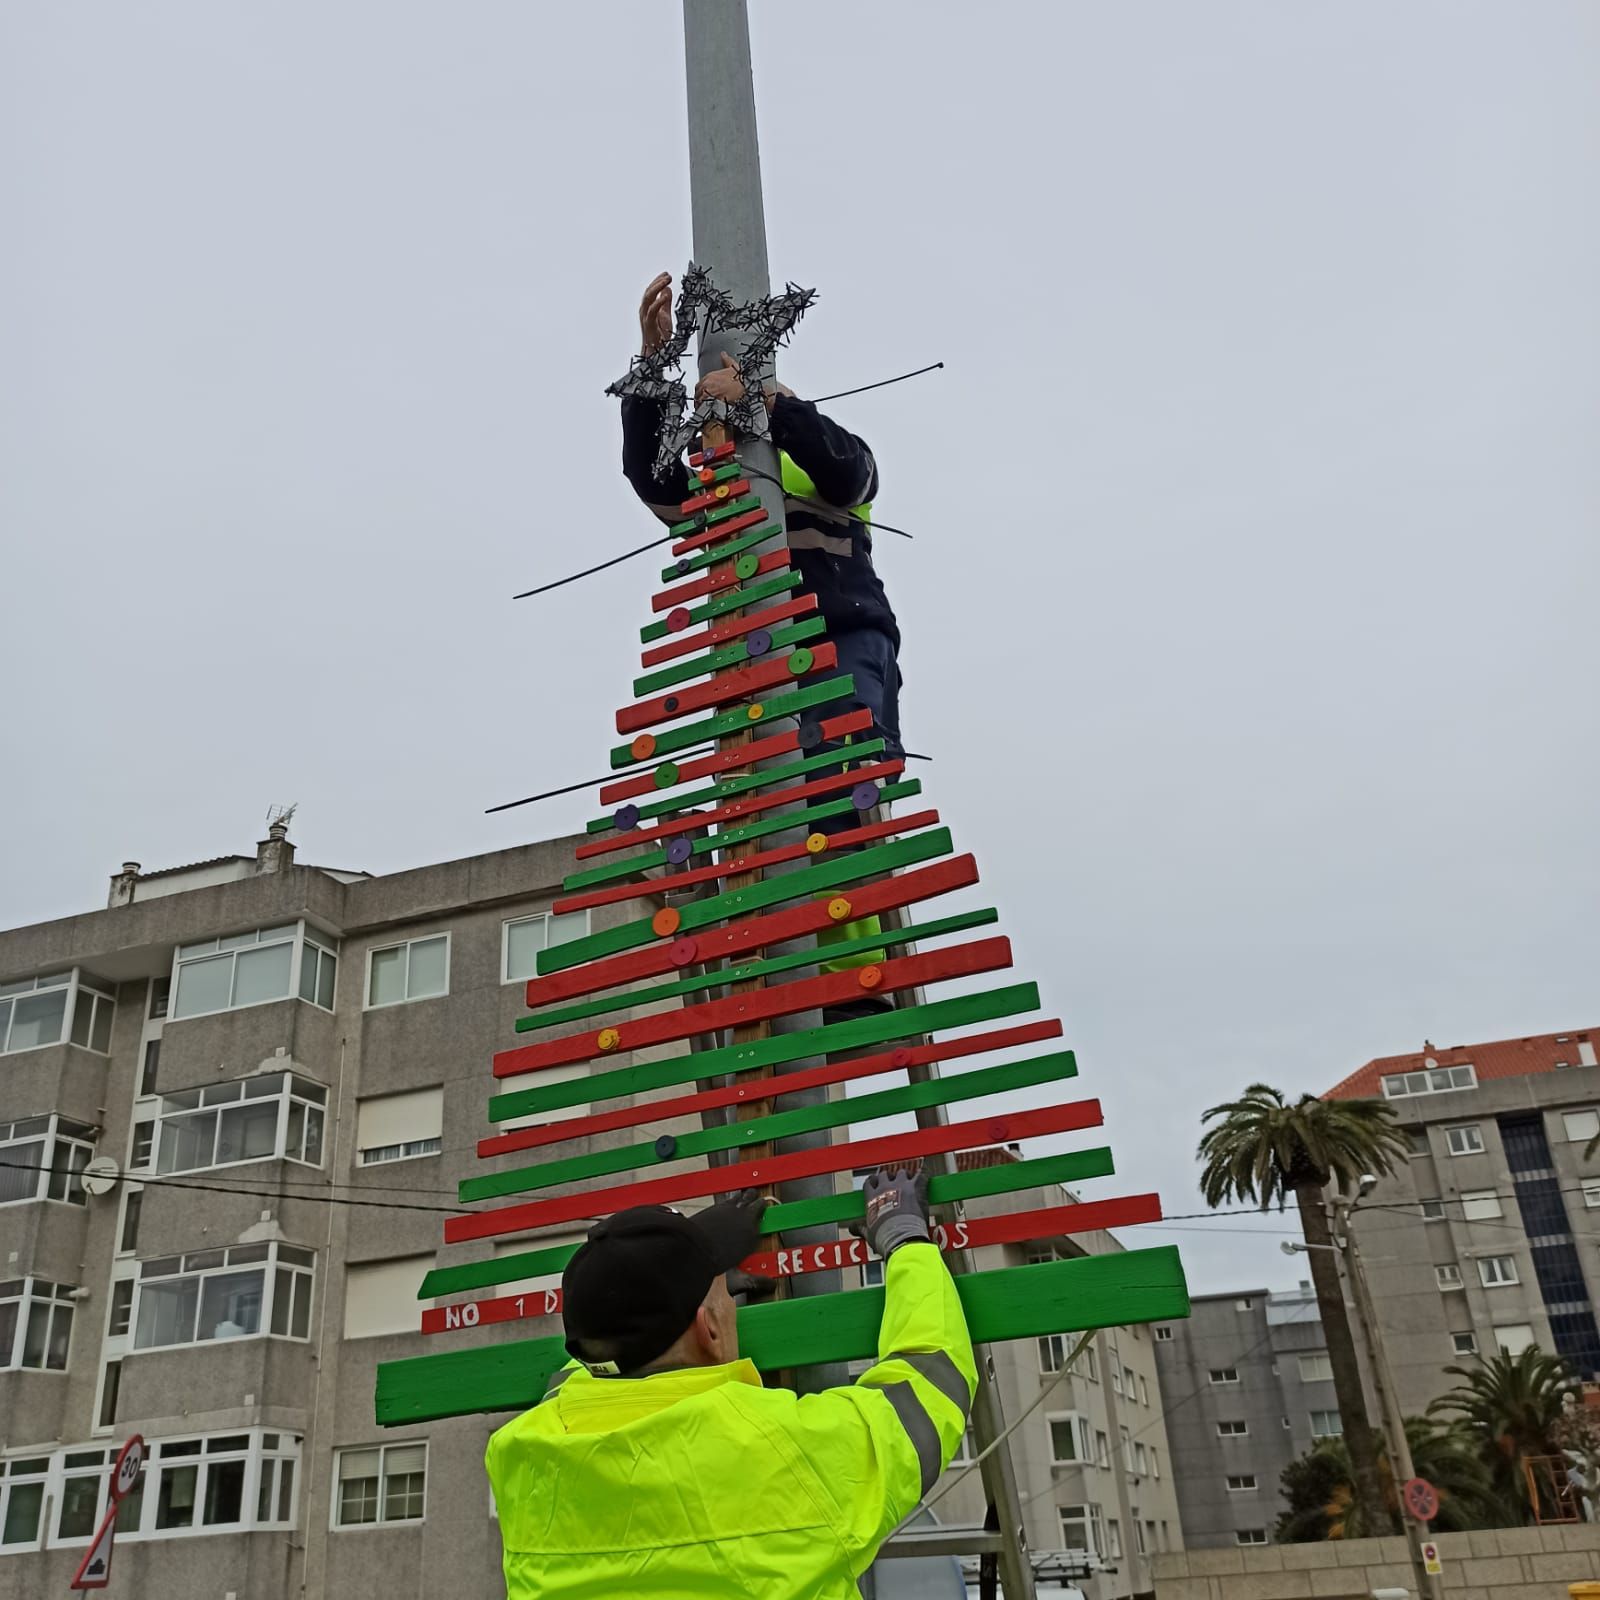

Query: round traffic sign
[
  {"left": 112, "top": 1435, "right": 146, "bottom": 1500},
  {"left": 1403, "top": 1475, "right": 1439, "bottom": 1522}
]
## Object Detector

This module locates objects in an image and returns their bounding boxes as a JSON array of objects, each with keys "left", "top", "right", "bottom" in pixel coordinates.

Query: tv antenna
[{"left": 266, "top": 802, "right": 299, "bottom": 833}]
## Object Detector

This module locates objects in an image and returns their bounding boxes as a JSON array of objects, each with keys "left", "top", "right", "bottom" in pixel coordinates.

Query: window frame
[
  {"left": 1435, "top": 1264, "right": 1464, "bottom": 1290},
  {"left": 0, "top": 1277, "right": 76, "bottom": 1372},
  {"left": 364, "top": 934, "right": 451, "bottom": 1011},
  {"left": 1451, "top": 1332, "right": 1478, "bottom": 1355},
  {"left": 1225, "top": 1473, "right": 1258, "bottom": 1492},
  {"left": 1046, "top": 1411, "right": 1092, "bottom": 1467},
  {"left": 1494, "top": 1323, "right": 1536, "bottom": 1354},
  {"left": 1445, "top": 1124, "right": 1485, "bottom": 1156},
  {"left": 0, "top": 971, "right": 115, "bottom": 1059},
  {"left": 330, "top": 1441, "right": 429, "bottom": 1530},
  {"left": 1561, "top": 1109, "right": 1600, "bottom": 1145},
  {"left": 1478, "top": 1255, "right": 1519, "bottom": 1288},
  {"left": 1309, "top": 1409, "right": 1343, "bottom": 1439},
  {"left": 149, "top": 1073, "right": 327, "bottom": 1177},
  {"left": 1235, "top": 1528, "right": 1269, "bottom": 1546},
  {"left": 1216, "top": 1420, "right": 1248, "bottom": 1438},
  {"left": 1380, "top": 1063, "right": 1477, "bottom": 1100},
  {"left": 1297, "top": 1352, "right": 1334, "bottom": 1383},
  {"left": 169, "top": 923, "right": 337, "bottom": 1023},
  {"left": 1208, "top": 1367, "right": 1241, "bottom": 1385},
  {"left": 0, "top": 1115, "right": 96, "bottom": 1208},
  {"left": 501, "top": 910, "right": 591, "bottom": 985},
  {"left": 1461, "top": 1189, "right": 1504, "bottom": 1221},
  {"left": 131, "top": 1243, "right": 314, "bottom": 1353}
]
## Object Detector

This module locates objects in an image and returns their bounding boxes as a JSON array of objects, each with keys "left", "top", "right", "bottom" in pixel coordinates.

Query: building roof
[{"left": 1324, "top": 1027, "right": 1598, "bottom": 1100}]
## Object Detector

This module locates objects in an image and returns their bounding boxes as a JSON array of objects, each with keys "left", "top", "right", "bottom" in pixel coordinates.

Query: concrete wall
[{"left": 1152, "top": 1524, "right": 1600, "bottom": 1599}]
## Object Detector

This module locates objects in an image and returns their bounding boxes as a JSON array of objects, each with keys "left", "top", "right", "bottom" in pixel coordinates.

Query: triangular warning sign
[{"left": 71, "top": 1506, "right": 117, "bottom": 1590}]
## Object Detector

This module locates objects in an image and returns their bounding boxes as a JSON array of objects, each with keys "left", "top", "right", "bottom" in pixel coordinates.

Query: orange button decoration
[
  {"left": 597, "top": 1027, "right": 621, "bottom": 1052},
  {"left": 804, "top": 833, "right": 829, "bottom": 855},
  {"left": 858, "top": 966, "right": 883, "bottom": 990},
  {"left": 651, "top": 907, "right": 682, "bottom": 937},
  {"left": 826, "top": 897, "right": 853, "bottom": 922},
  {"left": 698, "top": 467, "right": 715, "bottom": 485},
  {"left": 630, "top": 733, "right": 657, "bottom": 761}
]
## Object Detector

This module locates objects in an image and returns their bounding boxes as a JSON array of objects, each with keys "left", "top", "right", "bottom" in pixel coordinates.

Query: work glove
[
  {"left": 852, "top": 1166, "right": 931, "bottom": 1260},
  {"left": 700, "top": 1190, "right": 777, "bottom": 1302}
]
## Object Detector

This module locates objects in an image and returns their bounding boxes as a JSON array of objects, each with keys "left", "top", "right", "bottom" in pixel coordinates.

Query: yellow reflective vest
[{"left": 485, "top": 1242, "right": 975, "bottom": 1599}]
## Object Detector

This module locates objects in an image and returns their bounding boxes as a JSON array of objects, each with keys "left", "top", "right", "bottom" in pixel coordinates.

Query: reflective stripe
[
  {"left": 785, "top": 522, "right": 854, "bottom": 558},
  {"left": 889, "top": 1349, "right": 973, "bottom": 1421},
  {"left": 877, "top": 1380, "right": 942, "bottom": 1495}
]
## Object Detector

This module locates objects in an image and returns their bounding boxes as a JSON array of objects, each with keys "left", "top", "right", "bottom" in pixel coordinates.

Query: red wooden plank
[
  {"left": 421, "top": 1193, "right": 1163, "bottom": 1335},
  {"left": 444, "top": 1099, "right": 1104, "bottom": 1243},
  {"left": 688, "top": 441, "right": 737, "bottom": 467},
  {"left": 640, "top": 594, "right": 818, "bottom": 668},
  {"left": 478, "top": 1019, "right": 1063, "bottom": 1158},
  {"left": 615, "top": 641, "right": 838, "bottom": 735},
  {"left": 551, "top": 809, "right": 938, "bottom": 917},
  {"left": 494, "top": 936, "right": 1013, "bottom": 1079},
  {"left": 652, "top": 548, "right": 788, "bottom": 614},
  {"left": 672, "top": 506, "right": 768, "bottom": 555},
  {"left": 525, "top": 852, "right": 979, "bottom": 1007},
  {"left": 680, "top": 477, "right": 751, "bottom": 516},
  {"left": 597, "top": 709, "right": 871, "bottom": 805},
  {"left": 575, "top": 756, "right": 904, "bottom": 861}
]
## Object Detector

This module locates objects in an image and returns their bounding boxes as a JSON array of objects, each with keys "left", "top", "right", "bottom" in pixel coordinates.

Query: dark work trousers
[{"left": 815, "top": 627, "right": 903, "bottom": 841}]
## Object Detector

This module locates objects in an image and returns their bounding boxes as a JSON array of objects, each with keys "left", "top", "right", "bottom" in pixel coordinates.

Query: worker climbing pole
[{"left": 373, "top": 3, "right": 1189, "bottom": 1595}]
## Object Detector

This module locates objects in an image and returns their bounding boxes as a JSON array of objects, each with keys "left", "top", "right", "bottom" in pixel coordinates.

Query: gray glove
[{"left": 854, "top": 1166, "right": 931, "bottom": 1260}]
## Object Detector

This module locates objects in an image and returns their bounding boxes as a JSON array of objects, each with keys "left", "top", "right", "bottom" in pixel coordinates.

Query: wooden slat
[
  {"left": 449, "top": 1094, "right": 1086, "bottom": 1242},
  {"left": 678, "top": 476, "right": 751, "bottom": 516},
  {"left": 467, "top": 1044, "right": 1068, "bottom": 1203},
  {"left": 638, "top": 595, "right": 818, "bottom": 672},
  {"left": 379, "top": 1247, "right": 1190, "bottom": 1424},
  {"left": 488, "top": 1012, "right": 1052, "bottom": 1153},
  {"left": 658, "top": 517, "right": 777, "bottom": 582},
  {"left": 418, "top": 1146, "right": 1118, "bottom": 1301},
  {"left": 632, "top": 614, "right": 827, "bottom": 699},
  {"left": 615, "top": 641, "right": 837, "bottom": 735},
  {"left": 525, "top": 853, "right": 979, "bottom": 1006},
  {"left": 607, "top": 674, "right": 853, "bottom": 768},
  {"left": 596, "top": 710, "right": 871, "bottom": 805},
  {"left": 671, "top": 505, "right": 768, "bottom": 554},
  {"left": 638, "top": 569, "right": 800, "bottom": 643},
  {"left": 494, "top": 936, "right": 1012, "bottom": 1080},
  {"left": 653, "top": 547, "right": 787, "bottom": 613}
]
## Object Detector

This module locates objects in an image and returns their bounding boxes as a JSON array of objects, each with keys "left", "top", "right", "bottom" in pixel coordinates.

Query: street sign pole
[{"left": 70, "top": 1435, "right": 144, "bottom": 1592}]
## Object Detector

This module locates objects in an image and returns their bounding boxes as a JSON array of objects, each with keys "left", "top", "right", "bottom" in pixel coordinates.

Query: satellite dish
[{"left": 81, "top": 1156, "right": 121, "bottom": 1198}]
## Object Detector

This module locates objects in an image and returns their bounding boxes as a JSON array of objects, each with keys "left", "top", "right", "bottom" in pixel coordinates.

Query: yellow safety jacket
[{"left": 485, "top": 1242, "right": 975, "bottom": 1599}]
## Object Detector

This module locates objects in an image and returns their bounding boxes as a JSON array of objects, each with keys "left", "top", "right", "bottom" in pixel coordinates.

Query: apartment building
[
  {"left": 1151, "top": 1283, "right": 1335, "bottom": 1549},
  {"left": 1323, "top": 1027, "right": 1600, "bottom": 1416},
  {"left": 931, "top": 1162, "right": 1187, "bottom": 1598}
]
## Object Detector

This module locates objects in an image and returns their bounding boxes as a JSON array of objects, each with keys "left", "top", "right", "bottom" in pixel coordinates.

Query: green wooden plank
[
  {"left": 566, "top": 774, "right": 916, "bottom": 892},
  {"left": 607, "top": 674, "right": 854, "bottom": 769},
  {"left": 516, "top": 906, "right": 998, "bottom": 1031},
  {"left": 464, "top": 1051, "right": 1078, "bottom": 1203},
  {"left": 668, "top": 488, "right": 756, "bottom": 536},
  {"left": 584, "top": 738, "right": 884, "bottom": 836},
  {"left": 544, "top": 816, "right": 942, "bottom": 970},
  {"left": 659, "top": 515, "right": 772, "bottom": 579},
  {"left": 417, "top": 1145, "right": 1117, "bottom": 1301},
  {"left": 639, "top": 569, "right": 801, "bottom": 643},
  {"left": 379, "top": 1247, "right": 1190, "bottom": 1424},
  {"left": 632, "top": 615, "right": 827, "bottom": 697},
  {"left": 492, "top": 981, "right": 1041, "bottom": 1120}
]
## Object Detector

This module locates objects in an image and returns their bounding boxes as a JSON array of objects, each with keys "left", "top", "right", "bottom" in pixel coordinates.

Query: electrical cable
[
  {"left": 512, "top": 534, "right": 673, "bottom": 600},
  {"left": 809, "top": 361, "right": 944, "bottom": 405},
  {"left": 485, "top": 742, "right": 717, "bottom": 815}
]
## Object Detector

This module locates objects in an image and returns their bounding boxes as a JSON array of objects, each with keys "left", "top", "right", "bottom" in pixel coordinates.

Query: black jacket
[{"left": 621, "top": 393, "right": 899, "bottom": 648}]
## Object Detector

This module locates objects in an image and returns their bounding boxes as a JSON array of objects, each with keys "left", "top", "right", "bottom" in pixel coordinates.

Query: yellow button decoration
[
  {"left": 827, "top": 897, "right": 853, "bottom": 922},
  {"left": 805, "top": 833, "right": 829, "bottom": 855},
  {"left": 597, "top": 1027, "right": 621, "bottom": 1052}
]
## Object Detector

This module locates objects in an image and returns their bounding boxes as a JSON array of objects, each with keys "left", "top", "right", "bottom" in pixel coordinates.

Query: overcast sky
[{"left": 3, "top": 3, "right": 1596, "bottom": 1294}]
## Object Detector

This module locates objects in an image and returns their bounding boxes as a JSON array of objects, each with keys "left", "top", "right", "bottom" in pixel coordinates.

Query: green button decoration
[
  {"left": 788, "top": 647, "right": 814, "bottom": 675},
  {"left": 652, "top": 761, "right": 681, "bottom": 790},
  {"left": 735, "top": 553, "right": 760, "bottom": 579}
]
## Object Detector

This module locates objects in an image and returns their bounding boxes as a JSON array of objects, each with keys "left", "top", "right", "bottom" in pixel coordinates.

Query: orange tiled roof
[{"left": 1325, "top": 1028, "right": 1598, "bottom": 1101}]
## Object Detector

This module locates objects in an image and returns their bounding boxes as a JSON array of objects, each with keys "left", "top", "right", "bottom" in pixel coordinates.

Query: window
[
  {"left": 1462, "top": 1190, "right": 1504, "bottom": 1221},
  {"left": 366, "top": 935, "right": 449, "bottom": 1008},
  {"left": 1495, "top": 1323, "right": 1536, "bottom": 1354},
  {"left": 1562, "top": 1110, "right": 1600, "bottom": 1144},
  {"left": 356, "top": 1088, "right": 443, "bottom": 1167},
  {"left": 172, "top": 925, "right": 321, "bottom": 1019},
  {"left": 107, "top": 1279, "right": 134, "bottom": 1338},
  {"left": 97, "top": 1359, "right": 122, "bottom": 1429},
  {"left": 1236, "top": 1528, "right": 1268, "bottom": 1546},
  {"left": 148, "top": 978, "right": 170, "bottom": 1019},
  {"left": 0, "top": 1115, "right": 95, "bottom": 1206},
  {"left": 334, "top": 1443, "right": 427, "bottom": 1527},
  {"left": 1, "top": 974, "right": 71, "bottom": 1056},
  {"left": 1445, "top": 1125, "right": 1485, "bottom": 1156},
  {"left": 1047, "top": 1414, "right": 1092, "bottom": 1465},
  {"left": 1134, "top": 1519, "right": 1148, "bottom": 1556},
  {"left": 140, "top": 1039, "right": 161, "bottom": 1097},
  {"left": 860, "top": 1258, "right": 884, "bottom": 1289},
  {"left": 297, "top": 927, "right": 339, "bottom": 1009},
  {"left": 133, "top": 1243, "right": 313, "bottom": 1350},
  {"left": 1133, "top": 1442, "right": 1149, "bottom": 1475},
  {"left": 1038, "top": 1333, "right": 1068, "bottom": 1373},
  {"left": 1435, "top": 1265, "right": 1463, "bottom": 1290},
  {"left": 0, "top": 1457, "right": 49, "bottom": 1548},
  {"left": 1059, "top": 1504, "right": 1099, "bottom": 1556},
  {"left": 1235, "top": 1297, "right": 1254, "bottom": 1311},
  {"left": 1298, "top": 1353, "right": 1334, "bottom": 1382},
  {"left": 1479, "top": 1255, "right": 1519, "bottom": 1288},
  {"left": 1095, "top": 1430, "right": 1109, "bottom": 1468},
  {"left": 1138, "top": 1374, "right": 1148, "bottom": 1406},
  {"left": 1226, "top": 1474, "right": 1257, "bottom": 1491},
  {"left": 1150, "top": 1445, "right": 1160, "bottom": 1479},
  {"left": 1217, "top": 1421, "right": 1248, "bottom": 1437},
  {"left": 119, "top": 1188, "right": 143, "bottom": 1254},
  {"left": 1106, "top": 1518, "right": 1122, "bottom": 1559},
  {"left": 503, "top": 911, "right": 591, "bottom": 984},
  {"left": 1110, "top": 1365, "right": 1123, "bottom": 1395},
  {"left": 1420, "top": 1199, "right": 1445, "bottom": 1220},
  {"left": 1122, "top": 1366, "right": 1136, "bottom": 1397},
  {"left": 1310, "top": 1410, "right": 1342, "bottom": 1438},
  {"left": 344, "top": 1256, "right": 435, "bottom": 1340},
  {"left": 0, "top": 1278, "right": 75, "bottom": 1370},
  {"left": 154, "top": 1074, "right": 326, "bottom": 1174},
  {"left": 1154, "top": 1324, "right": 1173, "bottom": 1341},
  {"left": 1451, "top": 1332, "right": 1478, "bottom": 1355},
  {"left": 1209, "top": 1367, "right": 1240, "bottom": 1385},
  {"left": 1405, "top": 1128, "right": 1430, "bottom": 1155},
  {"left": 1381, "top": 1063, "right": 1476, "bottom": 1099},
  {"left": 1583, "top": 1180, "right": 1600, "bottom": 1210},
  {"left": 949, "top": 1425, "right": 977, "bottom": 1465},
  {"left": 1119, "top": 1425, "right": 1132, "bottom": 1476}
]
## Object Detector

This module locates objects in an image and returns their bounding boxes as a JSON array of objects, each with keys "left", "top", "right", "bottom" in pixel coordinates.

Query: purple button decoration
[
  {"left": 666, "top": 837, "right": 693, "bottom": 865},
  {"left": 663, "top": 695, "right": 680, "bottom": 713},
  {"left": 851, "top": 781, "right": 881, "bottom": 811},
  {"left": 613, "top": 803, "right": 640, "bottom": 832},
  {"left": 746, "top": 627, "right": 773, "bottom": 658},
  {"left": 654, "top": 1134, "right": 678, "bottom": 1160}
]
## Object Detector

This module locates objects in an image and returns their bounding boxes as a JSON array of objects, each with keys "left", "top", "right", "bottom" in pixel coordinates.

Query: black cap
[{"left": 562, "top": 1205, "right": 753, "bottom": 1375}]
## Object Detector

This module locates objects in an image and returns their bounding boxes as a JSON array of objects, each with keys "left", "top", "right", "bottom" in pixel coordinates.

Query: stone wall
[{"left": 1152, "top": 1524, "right": 1600, "bottom": 1599}]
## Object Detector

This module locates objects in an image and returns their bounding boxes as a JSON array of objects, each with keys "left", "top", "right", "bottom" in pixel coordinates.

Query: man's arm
[
  {"left": 621, "top": 394, "right": 691, "bottom": 523},
  {"left": 768, "top": 394, "right": 879, "bottom": 509}
]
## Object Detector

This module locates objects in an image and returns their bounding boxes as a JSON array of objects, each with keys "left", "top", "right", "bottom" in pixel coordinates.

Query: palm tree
[
  {"left": 1276, "top": 1416, "right": 1505, "bottom": 1542},
  {"left": 1198, "top": 1084, "right": 1411, "bottom": 1535},
  {"left": 1430, "top": 1346, "right": 1579, "bottom": 1514}
]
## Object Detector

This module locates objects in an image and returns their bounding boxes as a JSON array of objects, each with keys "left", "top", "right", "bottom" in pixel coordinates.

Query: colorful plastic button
[
  {"left": 735, "top": 553, "right": 760, "bottom": 579},
  {"left": 655, "top": 1134, "right": 678, "bottom": 1159},
  {"left": 746, "top": 703, "right": 765, "bottom": 722},
  {"left": 631, "top": 734, "right": 657, "bottom": 761},
  {"left": 666, "top": 838, "right": 693, "bottom": 865},
  {"left": 714, "top": 484, "right": 730, "bottom": 500},
  {"left": 787, "top": 647, "right": 814, "bottom": 676},
  {"left": 858, "top": 966, "right": 884, "bottom": 990},
  {"left": 651, "top": 907, "right": 682, "bottom": 937},
  {"left": 851, "top": 781, "right": 880, "bottom": 811},
  {"left": 663, "top": 695, "right": 680, "bottom": 713},
  {"left": 613, "top": 803, "right": 640, "bottom": 832},
  {"left": 827, "top": 897, "right": 853, "bottom": 922},
  {"left": 667, "top": 607, "right": 692, "bottom": 633},
  {"left": 805, "top": 833, "right": 829, "bottom": 855},
  {"left": 890, "top": 1047, "right": 913, "bottom": 1069},
  {"left": 652, "top": 761, "right": 680, "bottom": 790},
  {"left": 746, "top": 628, "right": 772, "bottom": 658},
  {"left": 677, "top": 557, "right": 693, "bottom": 575},
  {"left": 669, "top": 936, "right": 699, "bottom": 967},
  {"left": 698, "top": 467, "right": 715, "bottom": 485},
  {"left": 797, "top": 722, "right": 822, "bottom": 750},
  {"left": 597, "top": 1027, "right": 621, "bottom": 1052}
]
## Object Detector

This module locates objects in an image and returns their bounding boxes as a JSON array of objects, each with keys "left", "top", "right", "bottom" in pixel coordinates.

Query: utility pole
[{"left": 1330, "top": 1193, "right": 1445, "bottom": 1600}]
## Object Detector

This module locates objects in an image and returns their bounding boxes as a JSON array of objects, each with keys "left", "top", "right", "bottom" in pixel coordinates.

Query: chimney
[
  {"left": 108, "top": 862, "right": 141, "bottom": 908},
  {"left": 256, "top": 820, "right": 295, "bottom": 876}
]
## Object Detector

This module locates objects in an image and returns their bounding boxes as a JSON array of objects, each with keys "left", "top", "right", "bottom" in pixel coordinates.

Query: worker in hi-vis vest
[
  {"left": 621, "top": 272, "right": 899, "bottom": 977},
  {"left": 485, "top": 1170, "right": 975, "bottom": 1598}
]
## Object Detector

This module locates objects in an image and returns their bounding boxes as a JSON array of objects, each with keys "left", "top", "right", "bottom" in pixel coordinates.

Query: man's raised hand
[{"left": 639, "top": 273, "right": 673, "bottom": 357}]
